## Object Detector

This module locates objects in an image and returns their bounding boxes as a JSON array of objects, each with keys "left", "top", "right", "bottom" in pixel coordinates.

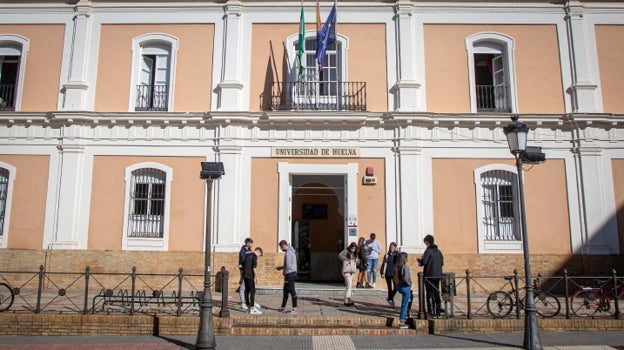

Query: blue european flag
[{"left": 315, "top": 4, "right": 336, "bottom": 69}]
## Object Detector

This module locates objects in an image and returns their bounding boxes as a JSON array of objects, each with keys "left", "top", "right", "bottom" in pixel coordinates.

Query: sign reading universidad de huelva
[{"left": 271, "top": 146, "right": 361, "bottom": 158}]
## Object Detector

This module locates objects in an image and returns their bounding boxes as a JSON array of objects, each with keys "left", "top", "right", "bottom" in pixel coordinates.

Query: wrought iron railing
[
  {"left": 0, "top": 84, "right": 15, "bottom": 111},
  {"left": 476, "top": 84, "right": 511, "bottom": 113},
  {"left": 135, "top": 84, "right": 168, "bottom": 111},
  {"left": 270, "top": 81, "right": 366, "bottom": 111}
]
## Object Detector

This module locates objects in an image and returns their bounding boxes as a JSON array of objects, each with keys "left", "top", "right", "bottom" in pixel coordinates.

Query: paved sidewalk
[{"left": 0, "top": 331, "right": 623, "bottom": 349}]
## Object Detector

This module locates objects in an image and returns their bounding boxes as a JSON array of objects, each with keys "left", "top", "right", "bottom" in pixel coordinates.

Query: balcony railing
[
  {"left": 476, "top": 84, "right": 511, "bottom": 113},
  {"left": 270, "top": 81, "right": 366, "bottom": 111},
  {"left": 0, "top": 84, "right": 16, "bottom": 111},
  {"left": 135, "top": 84, "right": 168, "bottom": 111}
]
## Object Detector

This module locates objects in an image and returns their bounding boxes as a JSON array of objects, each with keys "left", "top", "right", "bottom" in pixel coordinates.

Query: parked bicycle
[
  {"left": 569, "top": 278, "right": 624, "bottom": 317},
  {"left": 487, "top": 274, "right": 560, "bottom": 318},
  {"left": 0, "top": 282, "right": 14, "bottom": 312}
]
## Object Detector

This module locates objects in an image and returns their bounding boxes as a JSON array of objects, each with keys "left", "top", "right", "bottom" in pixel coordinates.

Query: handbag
[{"left": 342, "top": 260, "right": 356, "bottom": 274}]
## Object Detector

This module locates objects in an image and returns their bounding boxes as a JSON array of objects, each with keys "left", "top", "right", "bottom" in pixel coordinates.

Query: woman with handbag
[{"left": 338, "top": 242, "right": 358, "bottom": 306}]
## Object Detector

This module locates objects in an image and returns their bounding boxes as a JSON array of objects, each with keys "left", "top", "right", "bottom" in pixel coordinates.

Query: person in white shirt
[{"left": 364, "top": 232, "right": 382, "bottom": 288}]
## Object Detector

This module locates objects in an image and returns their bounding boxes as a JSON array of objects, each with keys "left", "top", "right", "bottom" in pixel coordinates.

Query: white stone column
[
  {"left": 395, "top": 145, "right": 432, "bottom": 252},
  {"left": 47, "top": 133, "right": 89, "bottom": 249},
  {"left": 61, "top": 2, "right": 93, "bottom": 111},
  {"left": 392, "top": 0, "right": 423, "bottom": 112},
  {"left": 216, "top": 1, "right": 245, "bottom": 111},
  {"left": 212, "top": 144, "right": 243, "bottom": 252},
  {"left": 573, "top": 146, "right": 619, "bottom": 254},
  {"left": 565, "top": 1, "right": 602, "bottom": 113}
]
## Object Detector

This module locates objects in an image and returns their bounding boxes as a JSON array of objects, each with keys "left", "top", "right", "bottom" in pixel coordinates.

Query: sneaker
[
  {"left": 372, "top": 283, "right": 376, "bottom": 288},
  {"left": 388, "top": 300, "right": 395, "bottom": 307},
  {"left": 241, "top": 303, "right": 249, "bottom": 310},
  {"left": 399, "top": 322, "right": 409, "bottom": 329},
  {"left": 278, "top": 307, "right": 285, "bottom": 313},
  {"left": 249, "top": 308, "right": 262, "bottom": 315},
  {"left": 365, "top": 283, "right": 372, "bottom": 288},
  {"left": 254, "top": 302, "right": 261, "bottom": 310},
  {"left": 356, "top": 283, "right": 363, "bottom": 289},
  {"left": 286, "top": 309, "right": 298, "bottom": 315}
]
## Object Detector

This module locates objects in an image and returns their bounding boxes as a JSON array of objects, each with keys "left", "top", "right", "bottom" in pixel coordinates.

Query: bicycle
[
  {"left": 569, "top": 278, "right": 624, "bottom": 317},
  {"left": 0, "top": 282, "right": 14, "bottom": 312},
  {"left": 487, "top": 274, "right": 560, "bottom": 318}
]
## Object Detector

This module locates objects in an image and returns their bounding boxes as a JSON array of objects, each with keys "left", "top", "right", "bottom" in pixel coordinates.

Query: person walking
[
  {"left": 356, "top": 237, "right": 368, "bottom": 288},
  {"left": 417, "top": 234, "right": 444, "bottom": 318},
  {"left": 338, "top": 242, "right": 358, "bottom": 306},
  {"left": 242, "top": 247, "right": 264, "bottom": 315},
  {"left": 238, "top": 238, "right": 259, "bottom": 311},
  {"left": 364, "top": 233, "right": 382, "bottom": 288},
  {"left": 394, "top": 251, "right": 411, "bottom": 329},
  {"left": 277, "top": 240, "right": 298, "bottom": 314},
  {"left": 380, "top": 242, "right": 398, "bottom": 307}
]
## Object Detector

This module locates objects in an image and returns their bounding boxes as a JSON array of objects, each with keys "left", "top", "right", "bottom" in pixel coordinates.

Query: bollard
[
  {"left": 177, "top": 267, "right": 184, "bottom": 317},
  {"left": 613, "top": 269, "right": 620, "bottom": 320},
  {"left": 513, "top": 269, "right": 520, "bottom": 319},
  {"left": 563, "top": 269, "right": 570, "bottom": 319},
  {"left": 36, "top": 265, "right": 44, "bottom": 314},
  {"left": 130, "top": 266, "right": 136, "bottom": 316},
  {"left": 83, "top": 266, "right": 90, "bottom": 315},
  {"left": 417, "top": 272, "right": 424, "bottom": 319},
  {"left": 219, "top": 266, "right": 230, "bottom": 318},
  {"left": 466, "top": 269, "right": 471, "bottom": 319}
]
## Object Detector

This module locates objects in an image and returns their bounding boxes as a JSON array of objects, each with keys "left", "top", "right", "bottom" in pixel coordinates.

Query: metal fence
[
  {"left": 269, "top": 81, "right": 366, "bottom": 111},
  {"left": 418, "top": 269, "right": 623, "bottom": 320},
  {"left": 0, "top": 265, "right": 230, "bottom": 317}
]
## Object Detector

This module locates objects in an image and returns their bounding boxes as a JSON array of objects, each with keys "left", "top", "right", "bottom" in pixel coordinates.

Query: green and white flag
[{"left": 298, "top": 0, "right": 305, "bottom": 80}]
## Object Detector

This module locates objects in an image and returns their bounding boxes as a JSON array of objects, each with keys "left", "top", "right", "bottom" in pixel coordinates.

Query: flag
[
  {"left": 297, "top": 2, "right": 305, "bottom": 80},
  {"left": 315, "top": 3, "right": 336, "bottom": 70}
]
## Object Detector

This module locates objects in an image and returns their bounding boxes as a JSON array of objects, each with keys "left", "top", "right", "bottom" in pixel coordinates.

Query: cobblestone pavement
[{"left": 0, "top": 332, "right": 623, "bottom": 350}]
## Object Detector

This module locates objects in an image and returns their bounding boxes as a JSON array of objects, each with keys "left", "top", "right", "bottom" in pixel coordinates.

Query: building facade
[{"left": 0, "top": 0, "right": 623, "bottom": 284}]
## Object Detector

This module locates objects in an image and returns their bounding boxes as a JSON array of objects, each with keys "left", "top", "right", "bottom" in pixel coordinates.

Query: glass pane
[
  {"left": 135, "top": 183, "right": 149, "bottom": 198},
  {"left": 134, "top": 199, "right": 147, "bottom": 215}
]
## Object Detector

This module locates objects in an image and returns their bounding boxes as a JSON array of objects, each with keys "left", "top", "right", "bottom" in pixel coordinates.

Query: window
[
  {"left": 129, "top": 34, "right": 178, "bottom": 112},
  {"left": 285, "top": 32, "right": 350, "bottom": 110},
  {"left": 474, "top": 164, "right": 522, "bottom": 253},
  {"left": 0, "top": 35, "right": 29, "bottom": 111},
  {"left": 0, "top": 163, "right": 16, "bottom": 249},
  {"left": 122, "top": 163, "right": 172, "bottom": 251},
  {"left": 466, "top": 33, "right": 517, "bottom": 113}
]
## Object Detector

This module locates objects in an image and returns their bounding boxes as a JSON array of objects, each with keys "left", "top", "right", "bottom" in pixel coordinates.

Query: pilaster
[
  {"left": 216, "top": 1, "right": 245, "bottom": 111},
  {"left": 392, "top": 0, "right": 423, "bottom": 112},
  {"left": 212, "top": 143, "right": 243, "bottom": 252},
  {"left": 60, "top": 2, "right": 93, "bottom": 111},
  {"left": 565, "top": 1, "right": 602, "bottom": 113}
]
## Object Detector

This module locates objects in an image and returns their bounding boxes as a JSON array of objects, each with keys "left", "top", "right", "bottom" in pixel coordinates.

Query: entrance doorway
[{"left": 291, "top": 175, "right": 345, "bottom": 282}]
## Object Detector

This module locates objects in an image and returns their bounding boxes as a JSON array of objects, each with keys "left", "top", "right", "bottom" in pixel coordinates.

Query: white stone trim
[
  {"left": 0, "top": 162, "right": 16, "bottom": 249},
  {"left": 473, "top": 163, "right": 522, "bottom": 254},
  {"left": 466, "top": 32, "right": 518, "bottom": 114},
  {"left": 122, "top": 162, "right": 173, "bottom": 251},
  {"left": 128, "top": 33, "right": 179, "bottom": 112},
  {"left": 0, "top": 34, "right": 29, "bottom": 112}
]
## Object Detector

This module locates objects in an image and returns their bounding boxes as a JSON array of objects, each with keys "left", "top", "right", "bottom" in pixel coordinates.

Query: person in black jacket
[{"left": 417, "top": 234, "right": 444, "bottom": 317}]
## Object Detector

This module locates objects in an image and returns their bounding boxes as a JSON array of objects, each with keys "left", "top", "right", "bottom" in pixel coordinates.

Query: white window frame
[
  {"left": 474, "top": 164, "right": 522, "bottom": 253},
  {"left": 128, "top": 33, "right": 178, "bottom": 112},
  {"left": 0, "top": 162, "right": 16, "bottom": 249},
  {"left": 0, "top": 34, "right": 29, "bottom": 112},
  {"left": 122, "top": 162, "right": 173, "bottom": 251},
  {"left": 466, "top": 32, "right": 518, "bottom": 113},
  {"left": 286, "top": 31, "right": 349, "bottom": 107}
]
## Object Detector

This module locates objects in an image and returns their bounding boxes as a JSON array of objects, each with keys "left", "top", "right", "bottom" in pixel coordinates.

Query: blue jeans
[
  {"left": 366, "top": 258, "right": 379, "bottom": 284},
  {"left": 397, "top": 283, "right": 411, "bottom": 322}
]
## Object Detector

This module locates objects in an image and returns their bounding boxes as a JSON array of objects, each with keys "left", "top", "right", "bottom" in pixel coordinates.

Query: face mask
[{"left": 350, "top": 248, "right": 356, "bottom": 252}]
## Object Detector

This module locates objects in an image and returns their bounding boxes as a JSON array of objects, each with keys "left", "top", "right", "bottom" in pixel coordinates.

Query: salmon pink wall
[
  {"left": 0, "top": 155, "right": 49, "bottom": 249},
  {"left": 249, "top": 23, "right": 387, "bottom": 112},
  {"left": 612, "top": 159, "right": 624, "bottom": 254},
  {"left": 424, "top": 24, "right": 564, "bottom": 114},
  {"left": 0, "top": 24, "right": 64, "bottom": 111},
  {"left": 595, "top": 25, "right": 624, "bottom": 114},
  {"left": 95, "top": 24, "right": 214, "bottom": 112},
  {"left": 88, "top": 156, "right": 205, "bottom": 251},
  {"left": 432, "top": 158, "right": 570, "bottom": 255}
]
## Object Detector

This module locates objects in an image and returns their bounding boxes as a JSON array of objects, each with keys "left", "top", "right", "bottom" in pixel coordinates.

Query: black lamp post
[
  {"left": 503, "top": 116, "right": 542, "bottom": 350},
  {"left": 196, "top": 162, "right": 225, "bottom": 350}
]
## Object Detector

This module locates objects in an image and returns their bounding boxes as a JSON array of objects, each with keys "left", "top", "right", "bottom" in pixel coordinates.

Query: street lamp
[
  {"left": 503, "top": 116, "right": 542, "bottom": 350},
  {"left": 196, "top": 162, "right": 225, "bottom": 350}
]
